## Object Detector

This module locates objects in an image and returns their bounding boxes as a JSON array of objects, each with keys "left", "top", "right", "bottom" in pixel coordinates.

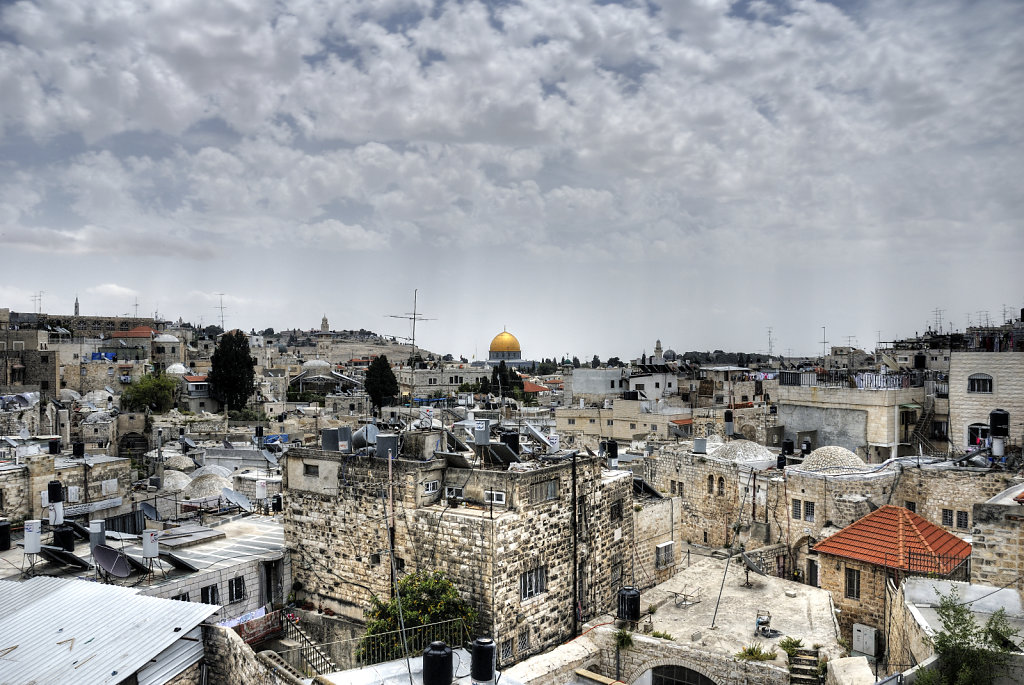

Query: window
[
  {"left": 303, "top": 463, "right": 319, "bottom": 477},
  {"left": 423, "top": 480, "right": 439, "bottom": 493},
  {"left": 717, "top": 477, "right": 724, "bottom": 496},
  {"left": 635, "top": 384, "right": 645, "bottom": 391},
  {"left": 530, "top": 479, "right": 558, "bottom": 503},
  {"left": 445, "top": 485, "right": 464, "bottom": 499},
  {"left": 395, "top": 557, "right": 405, "bottom": 571},
  {"left": 567, "top": 418, "right": 576, "bottom": 425},
  {"left": 610, "top": 381, "right": 615, "bottom": 389},
  {"left": 670, "top": 481, "right": 677, "bottom": 495},
  {"left": 171, "top": 592, "right": 189, "bottom": 602},
  {"left": 520, "top": 566, "right": 547, "bottom": 600},
  {"left": 611, "top": 561, "right": 622, "bottom": 587},
  {"left": 39, "top": 381, "right": 49, "bottom": 390},
  {"left": 845, "top": 568, "right": 860, "bottom": 600},
  {"left": 967, "top": 373, "right": 993, "bottom": 394},
  {"left": 228, "top": 576, "right": 246, "bottom": 603},
  {"left": 630, "top": 423, "right": 636, "bottom": 430},
  {"left": 655, "top": 541, "right": 675, "bottom": 569},
  {"left": 607, "top": 419, "right": 613, "bottom": 426},
  {"left": 651, "top": 664, "right": 717, "bottom": 685},
  {"left": 905, "top": 501, "right": 917, "bottom": 513},
  {"left": 707, "top": 475, "right": 715, "bottom": 494},
  {"left": 956, "top": 511, "right": 969, "bottom": 529},
  {"left": 40, "top": 355, "right": 48, "bottom": 364},
  {"left": 655, "top": 382, "right": 660, "bottom": 389},
  {"left": 804, "top": 501, "right": 815, "bottom": 522},
  {"left": 589, "top": 418, "right": 595, "bottom": 424},
  {"left": 942, "top": 509, "right": 953, "bottom": 527},
  {"left": 610, "top": 499, "right": 623, "bottom": 522},
  {"left": 501, "top": 639, "right": 514, "bottom": 663},
  {"left": 201, "top": 584, "right": 219, "bottom": 604},
  {"left": 370, "top": 554, "right": 381, "bottom": 566},
  {"left": 484, "top": 490, "right": 506, "bottom": 505},
  {"left": 967, "top": 423, "right": 990, "bottom": 447},
  {"left": 517, "top": 629, "right": 530, "bottom": 653},
  {"left": 792, "top": 499, "right": 802, "bottom": 520}
]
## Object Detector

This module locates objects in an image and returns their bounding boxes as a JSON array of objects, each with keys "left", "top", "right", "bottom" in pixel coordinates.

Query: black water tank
[
  {"left": 782, "top": 439, "right": 794, "bottom": 455},
  {"left": 617, "top": 586, "right": 641, "bottom": 622},
  {"left": 724, "top": 410, "right": 734, "bottom": 423},
  {"left": 271, "top": 494, "right": 282, "bottom": 512},
  {"left": 48, "top": 439, "right": 61, "bottom": 455},
  {"left": 471, "top": 637, "right": 495, "bottom": 682},
  {"left": 256, "top": 426, "right": 264, "bottom": 438},
  {"left": 47, "top": 480, "right": 64, "bottom": 504},
  {"left": 0, "top": 520, "right": 10, "bottom": 552},
  {"left": 607, "top": 440, "right": 618, "bottom": 459},
  {"left": 53, "top": 525, "right": 75, "bottom": 552},
  {"left": 422, "top": 641, "right": 453, "bottom": 685},
  {"left": 500, "top": 431, "right": 520, "bottom": 454},
  {"left": 72, "top": 442, "right": 85, "bottom": 457},
  {"left": 776, "top": 453, "right": 787, "bottom": 470},
  {"left": 801, "top": 439, "right": 811, "bottom": 455},
  {"left": 990, "top": 409, "right": 1009, "bottom": 438}
]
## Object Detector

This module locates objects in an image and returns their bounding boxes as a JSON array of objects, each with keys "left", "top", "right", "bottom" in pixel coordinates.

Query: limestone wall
[
  {"left": 202, "top": 624, "right": 294, "bottom": 685},
  {"left": 948, "top": 351, "right": 1024, "bottom": 449},
  {"left": 972, "top": 501, "right": 1024, "bottom": 589}
]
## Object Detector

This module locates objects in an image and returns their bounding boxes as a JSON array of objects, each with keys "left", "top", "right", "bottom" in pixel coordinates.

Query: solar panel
[
  {"left": 65, "top": 520, "right": 92, "bottom": 540},
  {"left": 39, "top": 544, "right": 92, "bottom": 571},
  {"left": 93, "top": 544, "right": 132, "bottom": 578},
  {"left": 487, "top": 443, "right": 521, "bottom": 465},
  {"left": 441, "top": 451, "right": 474, "bottom": 469},
  {"left": 525, "top": 423, "right": 552, "bottom": 448},
  {"left": 159, "top": 551, "right": 198, "bottom": 573}
]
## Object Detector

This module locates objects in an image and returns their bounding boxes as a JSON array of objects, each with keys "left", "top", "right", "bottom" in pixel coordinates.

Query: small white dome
[
  {"left": 153, "top": 334, "right": 179, "bottom": 343},
  {"left": 165, "top": 363, "right": 188, "bottom": 375},
  {"left": 302, "top": 359, "right": 332, "bottom": 372},
  {"left": 802, "top": 446, "right": 866, "bottom": 472}
]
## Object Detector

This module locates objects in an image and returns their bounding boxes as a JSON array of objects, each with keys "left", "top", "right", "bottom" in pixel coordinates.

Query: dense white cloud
[{"left": 0, "top": 0, "right": 1020, "bottom": 355}]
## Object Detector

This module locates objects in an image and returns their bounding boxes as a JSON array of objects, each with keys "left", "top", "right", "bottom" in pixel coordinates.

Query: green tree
[
  {"left": 591, "top": 354, "right": 601, "bottom": 368},
  {"left": 359, "top": 571, "right": 477, "bottom": 662},
  {"left": 365, "top": 355, "right": 399, "bottom": 412},
  {"left": 207, "top": 330, "right": 257, "bottom": 411},
  {"left": 537, "top": 358, "right": 558, "bottom": 375},
  {"left": 572, "top": 356, "right": 581, "bottom": 368},
  {"left": 121, "top": 374, "right": 179, "bottom": 412},
  {"left": 927, "top": 585, "right": 1019, "bottom": 685}
]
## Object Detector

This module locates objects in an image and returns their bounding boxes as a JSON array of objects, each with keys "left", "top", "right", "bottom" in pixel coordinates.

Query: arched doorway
[{"left": 651, "top": 664, "right": 717, "bottom": 685}]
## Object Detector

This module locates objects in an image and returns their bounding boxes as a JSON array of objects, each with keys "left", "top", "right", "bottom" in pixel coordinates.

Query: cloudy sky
[{"left": 1, "top": 0, "right": 1021, "bottom": 361}]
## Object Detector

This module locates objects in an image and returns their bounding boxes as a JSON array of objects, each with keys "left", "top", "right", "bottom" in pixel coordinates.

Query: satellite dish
[
  {"left": 94, "top": 544, "right": 132, "bottom": 578},
  {"left": 221, "top": 487, "right": 253, "bottom": 512},
  {"left": 741, "top": 551, "right": 767, "bottom": 576},
  {"left": 261, "top": 450, "right": 279, "bottom": 467}
]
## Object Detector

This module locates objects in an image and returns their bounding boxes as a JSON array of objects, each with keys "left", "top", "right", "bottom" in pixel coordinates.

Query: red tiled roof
[
  {"left": 111, "top": 325, "right": 158, "bottom": 338},
  {"left": 523, "top": 380, "right": 547, "bottom": 393},
  {"left": 813, "top": 505, "right": 970, "bottom": 574},
  {"left": 671, "top": 418, "right": 693, "bottom": 425},
  {"left": 183, "top": 375, "right": 207, "bottom": 382}
]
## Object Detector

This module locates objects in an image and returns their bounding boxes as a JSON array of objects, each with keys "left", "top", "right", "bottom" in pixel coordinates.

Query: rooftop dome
[
  {"left": 165, "top": 363, "right": 188, "bottom": 375},
  {"left": 153, "top": 334, "right": 179, "bottom": 343},
  {"left": 191, "top": 464, "right": 231, "bottom": 479},
  {"left": 490, "top": 331, "right": 521, "bottom": 353},
  {"left": 710, "top": 440, "right": 775, "bottom": 463},
  {"left": 183, "top": 474, "right": 231, "bottom": 499},
  {"left": 160, "top": 469, "right": 192, "bottom": 491},
  {"left": 302, "top": 358, "right": 332, "bottom": 373},
  {"left": 164, "top": 454, "right": 196, "bottom": 472},
  {"left": 801, "top": 446, "right": 866, "bottom": 472}
]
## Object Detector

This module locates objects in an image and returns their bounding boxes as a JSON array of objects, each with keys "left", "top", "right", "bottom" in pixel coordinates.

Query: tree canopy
[
  {"left": 207, "top": 330, "right": 257, "bottom": 411},
  {"left": 121, "top": 374, "right": 179, "bottom": 412},
  {"left": 360, "top": 571, "right": 477, "bottom": 662},
  {"left": 923, "top": 585, "right": 1020, "bottom": 685},
  {"left": 366, "top": 355, "right": 399, "bottom": 411}
]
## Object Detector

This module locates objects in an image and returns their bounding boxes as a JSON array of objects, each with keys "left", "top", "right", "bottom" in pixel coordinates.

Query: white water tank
[
  {"left": 256, "top": 480, "right": 268, "bottom": 500},
  {"left": 24, "top": 520, "right": 41, "bottom": 554},
  {"left": 142, "top": 530, "right": 160, "bottom": 559}
]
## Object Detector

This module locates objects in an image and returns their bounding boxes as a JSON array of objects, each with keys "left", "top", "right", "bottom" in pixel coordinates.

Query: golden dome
[{"left": 490, "top": 331, "right": 521, "bottom": 353}]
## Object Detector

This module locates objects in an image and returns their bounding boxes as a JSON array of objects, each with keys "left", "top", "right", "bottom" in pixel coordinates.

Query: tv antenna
[
  {"left": 766, "top": 327, "right": 773, "bottom": 358},
  {"left": 30, "top": 291, "right": 44, "bottom": 314},
  {"left": 215, "top": 293, "right": 227, "bottom": 330},
  {"left": 387, "top": 289, "right": 435, "bottom": 362},
  {"left": 820, "top": 326, "right": 828, "bottom": 362}
]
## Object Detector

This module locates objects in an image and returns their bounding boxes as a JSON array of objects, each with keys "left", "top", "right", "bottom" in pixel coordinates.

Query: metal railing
[
  {"left": 354, "top": 618, "right": 472, "bottom": 668},
  {"left": 283, "top": 616, "right": 337, "bottom": 677}
]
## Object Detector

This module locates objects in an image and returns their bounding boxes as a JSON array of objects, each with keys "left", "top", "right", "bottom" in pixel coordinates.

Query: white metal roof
[{"left": 0, "top": 576, "right": 218, "bottom": 685}]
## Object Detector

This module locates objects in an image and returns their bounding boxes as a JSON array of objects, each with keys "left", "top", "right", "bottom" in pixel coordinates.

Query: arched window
[
  {"left": 967, "top": 373, "right": 993, "bottom": 394},
  {"left": 652, "top": 664, "right": 717, "bottom": 685},
  {"left": 967, "top": 423, "right": 990, "bottom": 447},
  {"left": 717, "top": 477, "right": 725, "bottom": 496},
  {"left": 707, "top": 475, "right": 714, "bottom": 494}
]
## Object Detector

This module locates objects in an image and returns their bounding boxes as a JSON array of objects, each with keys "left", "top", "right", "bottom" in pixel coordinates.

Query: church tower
[{"left": 74, "top": 297, "right": 79, "bottom": 316}]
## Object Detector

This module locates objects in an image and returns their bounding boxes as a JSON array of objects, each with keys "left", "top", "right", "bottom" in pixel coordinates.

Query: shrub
[
  {"left": 651, "top": 630, "right": 675, "bottom": 641},
  {"left": 615, "top": 629, "right": 634, "bottom": 650},
  {"left": 736, "top": 643, "right": 777, "bottom": 661},
  {"left": 779, "top": 636, "right": 804, "bottom": 658}
]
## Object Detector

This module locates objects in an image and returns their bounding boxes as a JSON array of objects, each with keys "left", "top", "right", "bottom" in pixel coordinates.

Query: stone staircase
[{"left": 789, "top": 647, "right": 821, "bottom": 685}]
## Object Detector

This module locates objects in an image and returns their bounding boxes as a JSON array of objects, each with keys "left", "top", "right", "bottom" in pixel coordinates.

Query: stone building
[
  {"left": 0, "top": 328, "right": 60, "bottom": 402},
  {"left": 1, "top": 306, "right": 161, "bottom": 339},
  {"left": 555, "top": 398, "right": 692, "bottom": 446},
  {"left": 813, "top": 505, "right": 971, "bottom": 642},
  {"left": 283, "top": 438, "right": 641, "bottom": 667},
  {"left": 151, "top": 332, "right": 185, "bottom": 373},
  {"left": 971, "top": 481, "right": 1024, "bottom": 590},
  {"left": 948, "top": 350, "right": 1024, "bottom": 450}
]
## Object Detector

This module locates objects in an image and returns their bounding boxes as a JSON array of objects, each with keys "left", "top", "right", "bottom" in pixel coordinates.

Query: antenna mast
[{"left": 215, "top": 293, "right": 227, "bottom": 330}]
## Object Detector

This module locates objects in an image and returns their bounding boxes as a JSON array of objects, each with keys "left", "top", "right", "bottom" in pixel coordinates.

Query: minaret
[
  {"left": 74, "top": 297, "right": 79, "bottom": 316},
  {"left": 321, "top": 314, "right": 329, "bottom": 333}
]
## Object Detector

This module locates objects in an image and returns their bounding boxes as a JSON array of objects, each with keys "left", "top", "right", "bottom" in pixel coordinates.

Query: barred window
[
  {"left": 517, "top": 629, "right": 530, "bottom": 653},
  {"left": 530, "top": 479, "right": 559, "bottom": 503},
  {"left": 942, "top": 509, "right": 953, "bottom": 527},
  {"left": 717, "top": 477, "right": 724, "bottom": 496},
  {"left": 201, "top": 584, "right": 219, "bottom": 604},
  {"left": 611, "top": 561, "right": 622, "bottom": 587},
  {"left": 610, "top": 499, "right": 623, "bottom": 522},
  {"left": 792, "top": 499, "right": 802, "bottom": 520},
  {"left": 956, "top": 511, "right": 969, "bottom": 529},
  {"left": 967, "top": 373, "right": 993, "bottom": 394},
  {"left": 655, "top": 542, "right": 675, "bottom": 569},
  {"left": 804, "top": 501, "right": 815, "bottom": 522},
  {"left": 501, "top": 639, "right": 514, "bottom": 663},
  {"left": 707, "top": 475, "right": 714, "bottom": 494},
  {"left": 845, "top": 568, "right": 860, "bottom": 600},
  {"left": 520, "top": 566, "right": 547, "bottom": 600},
  {"left": 228, "top": 576, "right": 245, "bottom": 603}
]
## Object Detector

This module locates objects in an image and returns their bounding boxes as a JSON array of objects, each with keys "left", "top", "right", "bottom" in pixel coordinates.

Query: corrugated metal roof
[
  {"left": 136, "top": 626, "right": 203, "bottom": 685},
  {"left": 0, "top": 576, "right": 218, "bottom": 685},
  {"left": 0, "top": 576, "right": 70, "bottom": 616}
]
